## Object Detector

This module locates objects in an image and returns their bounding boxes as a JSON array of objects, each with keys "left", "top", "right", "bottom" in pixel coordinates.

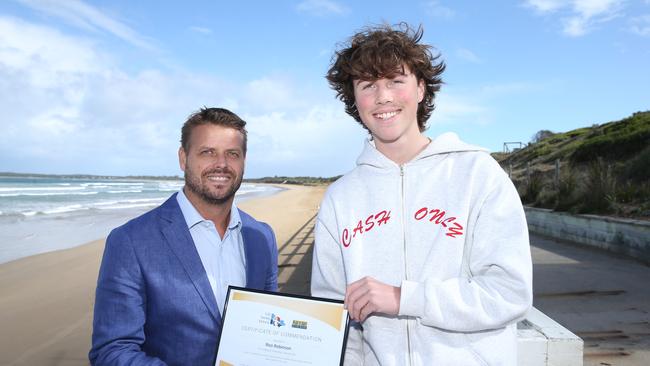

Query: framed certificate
[{"left": 216, "top": 286, "right": 349, "bottom": 366}]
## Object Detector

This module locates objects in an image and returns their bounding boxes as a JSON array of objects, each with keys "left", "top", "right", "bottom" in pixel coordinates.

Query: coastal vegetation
[
  {"left": 495, "top": 111, "right": 650, "bottom": 219},
  {"left": 244, "top": 176, "right": 341, "bottom": 185}
]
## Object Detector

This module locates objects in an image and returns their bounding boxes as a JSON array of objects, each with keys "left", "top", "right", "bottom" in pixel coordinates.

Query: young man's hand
[{"left": 345, "top": 276, "right": 401, "bottom": 322}]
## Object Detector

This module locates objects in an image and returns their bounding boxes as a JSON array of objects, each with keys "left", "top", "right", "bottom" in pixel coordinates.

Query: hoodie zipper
[{"left": 400, "top": 164, "right": 413, "bottom": 366}]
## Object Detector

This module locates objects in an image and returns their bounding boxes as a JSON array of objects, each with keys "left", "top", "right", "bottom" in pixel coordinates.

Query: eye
[
  {"left": 227, "top": 151, "right": 241, "bottom": 159},
  {"left": 357, "top": 81, "right": 374, "bottom": 90},
  {"left": 200, "top": 149, "right": 215, "bottom": 156}
]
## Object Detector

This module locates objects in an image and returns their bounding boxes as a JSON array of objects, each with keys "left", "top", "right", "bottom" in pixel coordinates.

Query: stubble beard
[{"left": 184, "top": 167, "right": 242, "bottom": 206}]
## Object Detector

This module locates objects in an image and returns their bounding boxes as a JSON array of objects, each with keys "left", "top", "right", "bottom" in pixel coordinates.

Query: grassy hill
[{"left": 494, "top": 111, "right": 650, "bottom": 218}]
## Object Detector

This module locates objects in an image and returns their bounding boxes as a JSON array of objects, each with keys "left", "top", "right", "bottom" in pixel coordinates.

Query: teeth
[
  {"left": 374, "top": 111, "right": 398, "bottom": 120},
  {"left": 207, "top": 176, "right": 229, "bottom": 181}
]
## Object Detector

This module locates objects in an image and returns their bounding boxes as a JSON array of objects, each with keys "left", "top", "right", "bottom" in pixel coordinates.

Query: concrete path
[
  {"left": 276, "top": 217, "right": 650, "bottom": 366},
  {"left": 532, "top": 234, "right": 650, "bottom": 366}
]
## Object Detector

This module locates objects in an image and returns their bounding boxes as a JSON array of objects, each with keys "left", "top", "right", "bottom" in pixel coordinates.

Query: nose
[
  {"left": 375, "top": 84, "right": 393, "bottom": 105},
  {"left": 212, "top": 153, "right": 228, "bottom": 168}
]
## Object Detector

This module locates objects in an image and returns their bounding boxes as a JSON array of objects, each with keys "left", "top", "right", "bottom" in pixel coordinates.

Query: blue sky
[{"left": 0, "top": 0, "right": 648, "bottom": 178}]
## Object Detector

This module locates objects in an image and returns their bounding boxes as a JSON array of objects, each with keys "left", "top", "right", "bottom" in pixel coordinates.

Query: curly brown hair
[{"left": 326, "top": 22, "right": 445, "bottom": 132}]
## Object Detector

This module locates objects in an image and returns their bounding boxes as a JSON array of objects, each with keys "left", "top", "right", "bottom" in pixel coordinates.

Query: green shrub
[
  {"left": 571, "top": 130, "right": 650, "bottom": 162},
  {"left": 578, "top": 158, "right": 617, "bottom": 214},
  {"left": 622, "top": 146, "right": 650, "bottom": 183},
  {"left": 522, "top": 171, "right": 544, "bottom": 204},
  {"left": 555, "top": 166, "right": 581, "bottom": 212},
  {"left": 571, "top": 112, "right": 650, "bottom": 163}
]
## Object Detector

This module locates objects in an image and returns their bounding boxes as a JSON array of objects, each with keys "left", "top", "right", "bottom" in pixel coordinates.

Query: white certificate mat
[{"left": 216, "top": 286, "right": 349, "bottom": 366}]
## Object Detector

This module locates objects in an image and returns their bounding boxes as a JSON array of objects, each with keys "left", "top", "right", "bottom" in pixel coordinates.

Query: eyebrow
[
  {"left": 354, "top": 72, "right": 410, "bottom": 85},
  {"left": 196, "top": 145, "right": 242, "bottom": 152}
]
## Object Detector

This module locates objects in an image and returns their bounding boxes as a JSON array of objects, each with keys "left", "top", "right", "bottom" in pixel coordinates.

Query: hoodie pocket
[
  {"left": 363, "top": 325, "right": 407, "bottom": 366},
  {"left": 465, "top": 340, "right": 489, "bottom": 366},
  {"left": 464, "top": 326, "right": 516, "bottom": 366}
]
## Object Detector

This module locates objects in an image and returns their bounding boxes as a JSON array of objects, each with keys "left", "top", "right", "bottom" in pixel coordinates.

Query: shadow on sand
[{"left": 277, "top": 213, "right": 317, "bottom": 296}]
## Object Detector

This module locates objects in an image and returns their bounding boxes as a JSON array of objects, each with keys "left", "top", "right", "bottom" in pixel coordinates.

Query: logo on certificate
[
  {"left": 259, "top": 312, "right": 285, "bottom": 327},
  {"left": 270, "top": 313, "right": 285, "bottom": 327},
  {"left": 291, "top": 320, "right": 308, "bottom": 330}
]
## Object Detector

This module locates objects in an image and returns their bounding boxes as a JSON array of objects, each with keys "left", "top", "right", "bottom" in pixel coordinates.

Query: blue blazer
[{"left": 89, "top": 193, "right": 278, "bottom": 366}]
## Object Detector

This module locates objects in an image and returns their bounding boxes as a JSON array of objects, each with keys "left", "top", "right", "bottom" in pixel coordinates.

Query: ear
[
  {"left": 417, "top": 79, "right": 425, "bottom": 103},
  {"left": 178, "top": 147, "right": 187, "bottom": 172}
]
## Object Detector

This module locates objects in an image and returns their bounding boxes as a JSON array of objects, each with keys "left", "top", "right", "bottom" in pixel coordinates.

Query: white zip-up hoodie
[{"left": 312, "top": 132, "right": 533, "bottom": 366}]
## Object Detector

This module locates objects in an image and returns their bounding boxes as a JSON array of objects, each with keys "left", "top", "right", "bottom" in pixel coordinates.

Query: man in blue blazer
[{"left": 90, "top": 108, "right": 278, "bottom": 366}]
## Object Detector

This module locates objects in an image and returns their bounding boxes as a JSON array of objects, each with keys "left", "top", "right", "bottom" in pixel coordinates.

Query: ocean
[{"left": 0, "top": 175, "right": 283, "bottom": 264}]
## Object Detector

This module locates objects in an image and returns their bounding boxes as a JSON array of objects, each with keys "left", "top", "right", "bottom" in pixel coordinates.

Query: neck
[
  {"left": 183, "top": 188, "right": 233, "bottom": 238},
  {"left": 374, "top": 133, "right": 431, "bottom": 165}
]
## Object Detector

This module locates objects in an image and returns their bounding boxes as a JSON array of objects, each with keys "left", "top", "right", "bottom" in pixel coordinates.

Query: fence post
[{"left": 555, "top": 159, "right": 560, "bottom": 190}]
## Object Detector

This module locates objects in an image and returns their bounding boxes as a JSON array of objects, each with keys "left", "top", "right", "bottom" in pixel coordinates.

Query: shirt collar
[{"left": 176, "top": 188, "right": 241, "bottom": 230}]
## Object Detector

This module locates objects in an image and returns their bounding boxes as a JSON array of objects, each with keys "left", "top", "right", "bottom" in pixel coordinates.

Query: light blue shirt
[{"left": 176, "top": 189, "right": 246, "bottom": 315}]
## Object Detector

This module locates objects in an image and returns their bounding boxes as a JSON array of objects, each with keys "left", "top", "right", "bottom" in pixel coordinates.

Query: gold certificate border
[{"left": 232, "top": 291, "right": 345, "bottom": 331}]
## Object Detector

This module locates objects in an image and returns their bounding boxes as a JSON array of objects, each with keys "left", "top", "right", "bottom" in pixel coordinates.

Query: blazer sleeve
[
  {"left": 89, "top": 228, "right": 167, "bottom": 366},
  {"left": 262, "top": 222, "right": 279, "bottom": 292}
]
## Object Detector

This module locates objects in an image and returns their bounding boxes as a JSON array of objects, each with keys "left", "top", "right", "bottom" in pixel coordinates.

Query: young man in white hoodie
[{"left": 311, "top": 23, "right": 533, "bottom": 366}]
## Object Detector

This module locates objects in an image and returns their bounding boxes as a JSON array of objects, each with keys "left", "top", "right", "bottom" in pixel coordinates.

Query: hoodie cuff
[{"left": 398, "top": 280, "right": 425, "bottom": 318}]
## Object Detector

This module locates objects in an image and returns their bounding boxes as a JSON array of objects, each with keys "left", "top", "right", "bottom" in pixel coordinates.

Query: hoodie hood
[{"left": 356, "top": 132, "right": 488, "bottom": 169}]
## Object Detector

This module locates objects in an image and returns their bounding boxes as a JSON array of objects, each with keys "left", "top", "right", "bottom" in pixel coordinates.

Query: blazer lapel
[
  {"left": 240, "top": 209, "right": 266, "bottom": 290},
  {"left": 160, "top": 194, "right": 220, "bottom": 323}
]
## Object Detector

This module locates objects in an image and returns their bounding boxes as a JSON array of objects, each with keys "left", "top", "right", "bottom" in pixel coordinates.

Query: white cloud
[
  {"left": 523, "top": 0, "right": 624, "bottom": 37},
  {"left": 428, "top": 80, "right": 548, "bottom": 129},
  {"left": 456, "top": 48, "right": 482, "bottom": 63},
  {"left": 189, "top": 26, "right": 213, "bottom": 35},
  {"left": 245, "top": 105, "right": 362, "bottom": 177},
  {"left": 525, "top": 0, "right": 566, "bottom": 12},
  {"left": 296, "top": 0, "right": 349, "bottom": 17},
  {"left": 0, "top": 16, "right": 227, "bottom": 175},
  {"left": 244, "top": 76, "right": 298, "bottom": 112},
  {"left": 0, "top": 15, "right": 360, "bottom": 177},
  {"left": 0, "top": 16, "right": 106, "bottom": 86},
  {"left": 629, "top": 14, "right": 650, "bottom": 36},
  {"left": 428, "top": 92, "right": 491, "bottom": 126},
  {"left": 424, "top": 1, "right": 456, "bottom": 19},
  {"left": 17, "top": 0, "right": 156, "bottom": 50}
]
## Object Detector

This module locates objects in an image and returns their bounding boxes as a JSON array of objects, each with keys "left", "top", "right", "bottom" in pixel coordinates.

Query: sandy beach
[
  {"left": 5, "top": 182, "right": 644, "bottom": 366},
  {"left": 0, "top": 184, "right": 326, "bottom": 366}
]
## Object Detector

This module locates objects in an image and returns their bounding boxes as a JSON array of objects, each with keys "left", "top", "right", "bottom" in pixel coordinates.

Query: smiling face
[
  {"left": 179, "top": 124, "right": 245, "bottom": 208},
  {"left": 353, "top": 65, "right": 425, "bottom": 147}
]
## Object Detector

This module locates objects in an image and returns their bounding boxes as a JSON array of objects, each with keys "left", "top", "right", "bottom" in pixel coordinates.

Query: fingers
[
  {"left": 349, "top": 296, "right": 372, "bottom": 322},
  {"left": 345, "top": 278, "right": 370, "bottom": 321},
  {"left": 345, "top": 276, "right": 395, "bottom": 322},
  {"left": 355, "top": 293, "right": 375, "bottom": 322},
  {"left": 347, "top": 289, "right": 372, "bottom": 322}
]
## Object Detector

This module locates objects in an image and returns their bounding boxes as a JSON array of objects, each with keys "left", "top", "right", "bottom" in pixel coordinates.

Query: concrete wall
[
  {"left": 518, "top": 308, "right": 583, "bottom": 366},
  {"left": 525, "top": 207, "right": 650, "bottom": 264}
]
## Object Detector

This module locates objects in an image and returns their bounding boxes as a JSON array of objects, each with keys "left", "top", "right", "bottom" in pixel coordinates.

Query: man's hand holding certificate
[{"left": 216, "top": 287, "right": 349, "bottom": 366}]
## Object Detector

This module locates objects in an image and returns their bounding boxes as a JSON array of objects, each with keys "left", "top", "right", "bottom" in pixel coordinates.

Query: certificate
[{"left": 216, "top": 286, "right": 349, "bottom": 366}]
